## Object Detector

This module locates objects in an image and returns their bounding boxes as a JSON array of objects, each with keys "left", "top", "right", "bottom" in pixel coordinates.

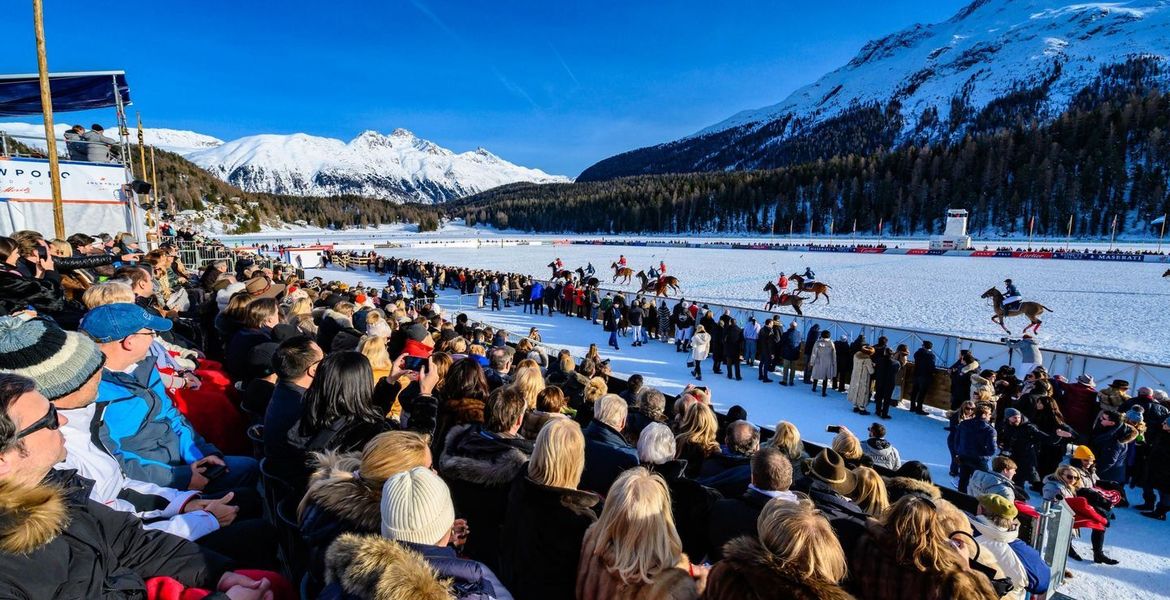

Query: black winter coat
[
  {"left": 707, "top": 487, "right": 774, "bottom": 561},
  {"left": 645, "top": 460, "right": 722, "bottom": 561},
  {"left": 499, "top": 474, "right": 599, "bottom": 600},
  {"left": 0, "top": 470, "right": 232, "bottom": 599},
  {"left": 580, "top": 420, "right": 639, "bottom": 495},
  {"left": 439, "top": 424, "right": 532, "bottom": 570},
  {"left": 912, "top": 347, "right": 937, "bottom": 382},
  {"left": 697, "top": 451, "right": 752, "bottom": 498},
  {"left": 779, "top": 327, "right": 801, "bottom": 361},
  {"left": 723, "top": 324, "right": 745, "bottom": 360}
]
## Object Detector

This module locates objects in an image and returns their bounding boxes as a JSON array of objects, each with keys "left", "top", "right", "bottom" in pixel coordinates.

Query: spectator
[
  {"left": 722, "top": 316, "right": 745, "bottom": 380},
  {"left": 322, "top": 467, "right": 509, "bottom": 599},
  {"left": 1041, "top": 464, "right": 1115, "bottom": 565},
  {"left": 1138, "top": 418, "right": 1170, "bottom": 520},
  {"left": 765, "top": 420, "right": 810, "bottom": 472},
  {"left": 704, "top": 498, "right": 852, "bottom": 600},
  {"left": 872, "top": 345, "right": 900, "bottom": 420},
  {"left": 743, "top": 316, "right": 760, "bottom": 367},
  {"left": 802, "top": 323, "right": 820, "bottom": 384},
  {"left": 224, "top": 297, "right": 279, "bottom": 382},
  {"left": 830, "top": 426, "right": 866, "bottom": 469},
  {"left": 624, "top": 386, "right": 666, "bottom": 445},
  {"left": 519, "top": 385, "right": 569, "bottom": 440},
  {"left": 288, "top": 352, "right": 393, "bottom": 482},
  {"left": 851, "top": 466, "right": 889, "bottom": 517},
  {"left": 791, "top": 449, "right": 867, "bottom": 549},
  {"left": 908, "top": 340, "right": 936, "bottom": 415},
  {"left": 0, "top": 373, "right": 280, "bottom": 599},
  {"left": 1089, "top": 409, "right": 1139, "bottom": 483},
  {"left": 0, "top": 236, "right": 74, "bottom": 326},
  {"left": 1008, "top": 335, "right": 1043, "bottom": 375},
  {"left": 264, "top": 336, "right": 322, "bottom": 482},
  {"left": 861, "top": 422, "right": 902, "bottom": 470},
  {"left": 638, "top": 422, "right": 721, "bottom": 562},
  {"left": 299, "top": 431, "right": 431, "bottom": 592},
  {"left": 834, "top": 335, "right": 854, "bottom": 393},
  {"left": 689, "top": 324, "right": 711, "bottom": 380},
  {"left": 997, "top": 407, "right": 1073, "bottom": 492},
  {"left": 706, "top": 447, "right": 797, "bottom": 561},
  {"left": 968, "top": 494, "right": 1039, "bottom": 600},
  {"left": 949, "top": 350, "right": 980, "bottom": 410},
  {"left": 579, "top": 393, "right": 639, "bottom": 495},
  {"left": 81, "top": 123, "right": 119, "bottom": 162},
  {"left": 807, "top": 330, "right": 837, "bottom": 397},
  {"left": 674, "top": 402, "right": 722, "bottom": 478},
  {"left": 955, "top": 403, "right": 997, "bottom": 492},
  {"left": 439, "top": 386, "right": 533, "bottom": 570},
  {"left": 967, "top": 456, "right": 1021, "bottom": 502},
  {"left": 848, "top": 495, "right": 999, "bottom": 599},
  {"left": 500, "top": 419, "right": 599, "bottom": 600},
  {"left": 697, "top": 419, "right": 759, "bottom": 497},
  {"left": 575, "top": 467, "right": 704, "bottom": 599},
  {"left": 433, "top": 358, "right": 490, "bottom": 452},
  {"left": 1097, "top": 379, "right": 1130, "bottom": 411},
  {"left": 848, "top": 345, "right": 876, "bottom": 415},
  {"left": 484, "top": 347, "right": 513, "bottom": 390},
  {"left": 81, "top": 303, "right": 258, "bottom": 492},
  {"left": 778, "top": 320, "right": 802, "bottom": 386},
  {"left": 63, "top": 124, "right": 87, "bottom": 160}
]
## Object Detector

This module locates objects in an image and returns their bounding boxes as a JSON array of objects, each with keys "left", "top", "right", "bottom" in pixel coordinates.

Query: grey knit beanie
[
  {"left": 0, "top": 316, "right": 105, "bottom": 400},
  {"left": 380, "top": 467, "right": 454, "bottom": 546}
]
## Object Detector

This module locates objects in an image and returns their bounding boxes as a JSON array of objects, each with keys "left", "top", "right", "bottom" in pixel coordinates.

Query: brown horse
[
  {"left": 763, "top": 281, "right": 806, "bottom": 315},
  {"left": 611, "top": 261, "right": 635, "bottom": 284},
  {"left": 635, "top": 271, "right": 681, "bottom": 297},
  {"left": 789, "top": 274, "right": 831, "bottom": 304},
  {"left": 981, "top": 287, "right": 1052, "bottom": 335}
]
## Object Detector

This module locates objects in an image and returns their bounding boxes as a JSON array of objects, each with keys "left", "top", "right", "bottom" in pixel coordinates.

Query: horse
[
  {"left": 788, "top": 273, "right": 831, "bottom": 304},
  {"left": 981, "top": 287, "right": 1052, "bottom": 335},
  {"left": 574, "top": 267, "right": 599, "bottom": 288},
  {"left": 763, "top": 281, "right": 806, "bottom": 315},
  {"left": 1164, "top": 268, "right": 1169, "bottom": 278},
  {"left": 611, "top": 261, "right": 635, "bottom": 284},
  {"left": 636, "top": 271, "right": 681, "bottom": 297},
  {"left": 547, "top": 262, "right": 572, "bottom": 280}
]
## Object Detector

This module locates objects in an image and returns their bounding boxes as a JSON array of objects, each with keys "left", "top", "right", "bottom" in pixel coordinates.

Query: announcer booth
[{"left": 0, "top": 71, "right": 145, "bottom": 239}]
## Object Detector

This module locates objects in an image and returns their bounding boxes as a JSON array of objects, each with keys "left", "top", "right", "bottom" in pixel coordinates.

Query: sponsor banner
[
  {"left": 0, "top": 157, "right": 135, "bottom": 236},
  {"left": 1012, "top": 251, "right": 1053, "bottom": 259},
  {"left": 971, "top": 250, "right": 998, "bottom": 257},
  {"left": 907, "top": 249, "right": 929, "bottom": 255},
  {"left": 1054, "top": 252, "right": 1145, "bottom": 262},
  {"left": 854, "top": 247, "right": 886, "bottom": 254},
  {"left": 995, "top": 250, "right": 1015, "bottom": 257}
]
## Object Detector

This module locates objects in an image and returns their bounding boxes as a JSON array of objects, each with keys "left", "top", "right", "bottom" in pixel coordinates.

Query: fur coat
[
  {"left": 319, "top": 533, "right": 452, "bottom": 600},
  {"left": 575, "top": 526, "right": 699, "bottom": 600}
]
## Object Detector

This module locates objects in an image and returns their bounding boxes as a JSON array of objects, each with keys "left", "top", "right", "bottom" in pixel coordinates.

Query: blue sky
[{"left": 2, "top": 1, "right": 970, "bottom": 177}]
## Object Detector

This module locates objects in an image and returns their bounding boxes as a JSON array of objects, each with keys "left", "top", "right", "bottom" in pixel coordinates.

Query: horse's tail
[{"left": 1038, "top": 304, "right": 1053, "bottom": 313}]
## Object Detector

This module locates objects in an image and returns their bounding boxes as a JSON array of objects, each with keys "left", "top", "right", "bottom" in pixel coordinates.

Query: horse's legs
[
  {"left": 993, "top": 315, "right": 1010, "bottom": 334},
  {"left": 823, "top": 291, "right": 830, "bottom": 305}
]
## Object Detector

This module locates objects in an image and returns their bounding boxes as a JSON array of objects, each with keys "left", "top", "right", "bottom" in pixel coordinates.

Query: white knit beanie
[{"left": 380, "top": 467, "right": 455, "bottom": 545}]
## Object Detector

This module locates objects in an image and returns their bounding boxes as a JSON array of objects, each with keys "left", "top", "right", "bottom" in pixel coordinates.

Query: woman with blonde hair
[
  {"left": 283, "top": 296, "right": 313, "bottom": 324},
  {"left": 689, "top": 324, "right": 711, "bottom": 380},
  {"left": 705, "top": 498, "right": 852, "bottom": 600},
  {"left": 511, "top": 364, "right": 546, "bottom": 410},
  {"left": 851, "top": 467, "right": 889, "bottom": 517},
  {"left": 831, "top": 427, "right": 866, "bottom": 468},
  {"left": 500, "top": 418, "right": 600, "bottom": 600},
  {"left": 576, "top": 467, "right": 704, "bottom": 599},
  {"left": 357, "top": 335, "right": 393, "bottom": 383},
  {"left": 767, "top": 421, "right": 810, "bottom": 470},
  {"left": 297, "top": 431, "right": 431, "bottom": 591},
  {"left": 674, "top": 402, "right": 721, "bottom": 478},
  {"left": 848, "top": 495, "right": 998, "bottom": 599}
]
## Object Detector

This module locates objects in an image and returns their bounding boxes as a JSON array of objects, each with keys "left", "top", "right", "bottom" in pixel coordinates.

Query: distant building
[{"left": 930, "top": 208, "right": 973, "bottom": 250}]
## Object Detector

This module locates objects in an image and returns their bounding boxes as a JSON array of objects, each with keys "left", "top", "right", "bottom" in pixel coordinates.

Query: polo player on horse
[
  {"left": 777, "top": 273, "right": 790, "bottom": 298},
  {"left": 1002, "top": 278, "right": 1022, "bottom": 311}
]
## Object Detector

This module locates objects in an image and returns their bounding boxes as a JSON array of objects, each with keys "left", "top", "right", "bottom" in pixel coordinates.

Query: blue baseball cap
[{"left": 81, "top": 303, "right": 173, "bottom": 343}]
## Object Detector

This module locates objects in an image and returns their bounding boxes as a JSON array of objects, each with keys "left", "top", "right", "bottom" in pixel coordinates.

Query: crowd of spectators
[{"left": 0, "top": 230, "right": 1164, "bottom": 599}]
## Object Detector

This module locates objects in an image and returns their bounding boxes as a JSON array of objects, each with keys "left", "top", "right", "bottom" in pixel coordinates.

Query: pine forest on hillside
[{"left": 454, "top": 84, "right": 1170, "bottom": 237}]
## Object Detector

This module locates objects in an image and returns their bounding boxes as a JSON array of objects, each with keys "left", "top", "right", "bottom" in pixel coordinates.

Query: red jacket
[{"left": 1058, "top": 381, "right": 1098, "bottom": 434}]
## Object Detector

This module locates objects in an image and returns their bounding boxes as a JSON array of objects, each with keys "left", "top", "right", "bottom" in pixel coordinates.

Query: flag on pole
[
  {"left": 1111, "top": 214, "right": 1118, "bottom": 232},
  {"left": 1153, "top": 215, "right": 1167, "bottom": 226},
  {"left": 1028, "top": 215, "right": 1035, "bottom": 236},
  {"left": 878, "top": 217, "right": 883, "bottom": 234},
  {"left": 1067, "top": 214, "right": 1074, "bottom": 233},
  {"left": 852, "top": 218, "right": 857, "bottom": 234}
]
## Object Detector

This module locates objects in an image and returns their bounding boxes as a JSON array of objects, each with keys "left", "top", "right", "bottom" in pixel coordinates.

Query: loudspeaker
[{"left": 130, "top": 180, "right": 153, "bottom": 194}]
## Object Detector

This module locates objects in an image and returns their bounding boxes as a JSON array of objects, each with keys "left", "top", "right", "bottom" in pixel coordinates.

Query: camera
[
  {"left": 826, "top": 425, "right": 842, "bottom": 433},
  {"left": 1000, "top": 337, "right": 1017, "bottom": 343}
]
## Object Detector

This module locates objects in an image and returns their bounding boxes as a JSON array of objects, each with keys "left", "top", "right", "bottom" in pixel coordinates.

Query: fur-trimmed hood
[
  {"left": 705, "top": 535, "right": 855, "bottom": 600},
  {"left": 304, "top": 453, "right": 383, "bottom": 532},
  {"left": 0, "top": 478, "right": 67, "bottom": 554},
  {"left": 883, "top": 476, "right": 941, "bottom": 503},
  {"left": 323, "top": 533, "right": 452, "bottom": 600},
  {"left": 440, "top": 424, "right": 532, "bottom": 487}
]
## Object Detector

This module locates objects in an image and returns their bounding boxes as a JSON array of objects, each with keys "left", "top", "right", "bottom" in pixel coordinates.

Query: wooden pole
[
  {"left": 1159, "top": 213, "right": 1166, "bottom": 253},
  {"left": 32, "top": 0, "right": 65, "bottom": 238},
  {"left": 136, "top": 114, "right": 154, "bottom": 239}
]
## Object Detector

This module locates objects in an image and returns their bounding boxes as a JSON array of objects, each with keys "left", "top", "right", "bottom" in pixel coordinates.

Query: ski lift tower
[{"left": 930, "top": 208, "right": 973, "bottom": 250}]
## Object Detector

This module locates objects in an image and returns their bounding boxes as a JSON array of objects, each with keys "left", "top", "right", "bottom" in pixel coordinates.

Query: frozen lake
[{"left": 356, "top": 242, "right": 1170, "bottom": 364}]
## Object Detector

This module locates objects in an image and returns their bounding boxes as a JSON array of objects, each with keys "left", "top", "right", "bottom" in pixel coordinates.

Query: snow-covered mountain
[
  {"left": 579, "top": 0, "right": 1170, "bottom": 180},
  {"left": 186, "top": 129, "right": 570, "bottom": 204},
  {"left": 0, "top": 122, "right": 223, "bottom": 155}
]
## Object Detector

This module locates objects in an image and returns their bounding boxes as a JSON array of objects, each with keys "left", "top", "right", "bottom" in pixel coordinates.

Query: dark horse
[
  {"left": 763, "top": 281, "right": 807, "bottom": 315},
  {"left": 574, "top": 267, "right": 599, "bottom": 288},
  {"left": 1164, "top": 268, "right": 1170, "bottom": 278},
  {"left": 548, "top": 262, "right": 572, "bottom": 280},
  {"left": 635, "top": 271, "right": 681, "bottom": 297}
]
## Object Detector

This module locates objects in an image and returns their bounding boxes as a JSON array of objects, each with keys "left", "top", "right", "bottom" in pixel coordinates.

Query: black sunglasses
[{"left": 16, "top": 403, "right": 59, "bottom": 439}]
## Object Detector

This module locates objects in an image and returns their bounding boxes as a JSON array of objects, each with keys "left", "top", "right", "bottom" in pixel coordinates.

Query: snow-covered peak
[
  {"left": 694, "top": 0, "right": 1170, "bottom": 138},
  {"left": 186, "top": 129, "right": 570, "bottom": 204}
]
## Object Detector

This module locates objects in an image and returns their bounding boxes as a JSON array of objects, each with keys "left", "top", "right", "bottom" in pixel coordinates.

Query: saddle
[{"left": 1003, "top": 295, "right": 1022, "bottom": 310}]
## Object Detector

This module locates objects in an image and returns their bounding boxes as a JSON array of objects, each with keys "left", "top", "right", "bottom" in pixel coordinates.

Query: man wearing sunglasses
[
  {"left": 81, "top": 303, "right": 259, "bottom": 493},
  {"left": 0, "top": 373, "right": 279, "bottom": 599}
]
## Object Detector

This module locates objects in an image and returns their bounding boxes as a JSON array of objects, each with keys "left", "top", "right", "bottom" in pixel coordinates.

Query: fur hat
[{"left": 380, "top": 468, "right": 455, "bottom": 546}]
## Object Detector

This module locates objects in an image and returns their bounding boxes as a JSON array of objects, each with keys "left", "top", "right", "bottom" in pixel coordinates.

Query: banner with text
[{"left": 0, "top": 157, "right": 137, "bottom": 236}]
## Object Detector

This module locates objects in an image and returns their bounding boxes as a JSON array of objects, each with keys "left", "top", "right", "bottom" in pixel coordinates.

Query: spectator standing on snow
[
  {"left": 908, "top": 340, "right": 936, "bottom": 415},
  {"left": 807, "top": 330, "right": 836, "bottom": 397}
]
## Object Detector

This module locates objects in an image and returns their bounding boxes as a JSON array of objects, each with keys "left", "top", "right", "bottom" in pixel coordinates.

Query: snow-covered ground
[
  {"left": 333, "top": 242, "right": 1170, "bottom": 364},
  {"left": 307, "top": 264, "right": 1170, "bottom": 600}
]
